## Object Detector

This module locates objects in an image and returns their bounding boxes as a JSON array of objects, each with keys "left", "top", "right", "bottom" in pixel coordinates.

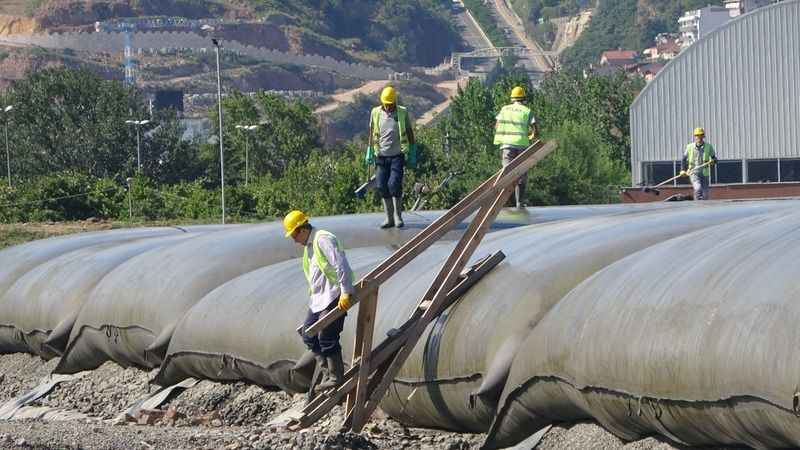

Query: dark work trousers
[
  {"left": 375, "top": 155, "right": 405, "bottom": 199},
  {"left": 301, "top": 300, "right": 346, "bottom": 356}
]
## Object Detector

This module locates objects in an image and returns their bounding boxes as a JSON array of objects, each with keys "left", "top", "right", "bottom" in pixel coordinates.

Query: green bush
[{"left": 0, "top": 172, "right": 126, "bottom": 223}]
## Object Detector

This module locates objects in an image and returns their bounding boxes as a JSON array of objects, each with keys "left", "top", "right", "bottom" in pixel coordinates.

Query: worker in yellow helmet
[
  {"left": 679, "top": 127, "right": 717, "bottom": 200},
  {"left": 365, "top": 85, "right": 417, "bottom": 229},
  {"left": 283, "top": 210, "right": 354, "bottom": 391},
  {"left": 493, "top": 86, "right": 539, "bottom": 208}
]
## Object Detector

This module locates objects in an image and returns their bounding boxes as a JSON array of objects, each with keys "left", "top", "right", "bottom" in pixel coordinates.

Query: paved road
[{"left": 487, "top": 0, "right": 551, "bottom": 81}]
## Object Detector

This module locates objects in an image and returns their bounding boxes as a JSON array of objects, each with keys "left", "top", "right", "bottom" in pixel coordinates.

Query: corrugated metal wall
[{"left": 630, "top": 0, "right": 800, "bottom": 185}]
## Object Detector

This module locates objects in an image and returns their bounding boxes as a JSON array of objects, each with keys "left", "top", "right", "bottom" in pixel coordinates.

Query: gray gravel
[{"left": 0, "top": 354, "right": 734, "bottom": 449}]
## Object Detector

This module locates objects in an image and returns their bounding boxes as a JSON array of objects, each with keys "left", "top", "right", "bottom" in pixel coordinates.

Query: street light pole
[
  {"left": 126, "top": 177, "right": 133, "bottom": 221},
  {"left": 135, "top": 124, "right": 141, "bottom": 172},
  {"left": 213, "top": 38, "right": 226, "bottom": 225},
  {"left": 125, "top": 119, "right": 151, "bottom": 172},
  {"left": 235, "top": 124, "right": 259, "bottom": 186},
  {"left": 2, "top": 105, "right": 13, "bottom": 188}
]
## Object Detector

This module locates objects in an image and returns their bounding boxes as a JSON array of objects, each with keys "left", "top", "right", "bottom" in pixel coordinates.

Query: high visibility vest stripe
[
  {"left": 685, "top": 143, "right": 715, "bottom": 177},
  {"left": 371, "top": 106, "right": 410, "bottom": 153},
  {"left": 302, "top": 230, "right": 345, "bottom": 288},
  {"left": 494, "top": 103, "right": 531, "bottom": 147}
]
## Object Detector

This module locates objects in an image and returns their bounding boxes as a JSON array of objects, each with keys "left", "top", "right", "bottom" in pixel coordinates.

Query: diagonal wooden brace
[
  {"left": 350, "top": 182, "right": 517, "bottom": 432},
  {"left": 302, "top": 140, "right": 555, "bottom": 337},
  {"left": 287, "top": 251, "right": 506, "bottom": 431}
]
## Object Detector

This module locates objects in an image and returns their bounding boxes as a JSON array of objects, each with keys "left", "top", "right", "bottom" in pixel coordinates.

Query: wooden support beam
[
  {"left": 355, "top": 184, "right": 516, "bottom": 425},
  {"left": 287, "top": 138, "right": 556, "bottom": 433},
  {"left": 287, "top": 251, "right": 506, "bottom": 431},
  {"left": 348, "top": 288, "right": 378, "bottom": 431},
  {"left": 303, "top": 141, "right": 556, "bottom": 337}
]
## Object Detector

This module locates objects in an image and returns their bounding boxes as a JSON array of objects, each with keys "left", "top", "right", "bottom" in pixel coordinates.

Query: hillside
[
  {"left": 559, "top": 0, "right": 724, "bottom": 71},
  {"left": 2, "top": 0, "right": 460, "bottom": 68}
]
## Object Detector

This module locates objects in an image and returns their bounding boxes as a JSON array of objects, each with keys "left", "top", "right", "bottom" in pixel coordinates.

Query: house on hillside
[
  {"left": 644, "top": 33, "right": 682, "bottom": 61},
  {"left": 599, "top": 49, "right": 637, "bottom": 66},
  {"left": 637, "top": 63, "right": 665, "bottom": 82}
]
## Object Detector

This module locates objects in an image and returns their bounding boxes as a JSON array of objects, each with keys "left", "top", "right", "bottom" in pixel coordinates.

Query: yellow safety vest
[
  {"left": 371, "top": 106, "right": 410, "bottom": 153},
  {"left": 494, "top": 103, "right": 531, "bottom": 147},
  {"left": 302, "top": 230, "right": 347, "bottom": 287},
  {"left": 685, "top": 143, "right": 715, "bottom": 177}
]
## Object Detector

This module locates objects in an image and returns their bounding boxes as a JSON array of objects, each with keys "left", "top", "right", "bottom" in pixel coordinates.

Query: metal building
[{"left": 629, "top": 0, "right": 800, "bottom": 189}]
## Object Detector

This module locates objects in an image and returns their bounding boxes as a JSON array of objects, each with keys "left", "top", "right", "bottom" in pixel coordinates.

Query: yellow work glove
[
  {"left": 708, "top": 159, "right": 716, "bottom": 166},
  {"left": 679, "top": 170, "right": 688, "bottom": 177},
  {"left": 338, "top": 293, "right": 352, "bottom": 311}
]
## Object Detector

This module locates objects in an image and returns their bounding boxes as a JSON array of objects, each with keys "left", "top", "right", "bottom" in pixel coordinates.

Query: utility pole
[
  {"left": 126, "top": 177, "right": 133, "bottom": 221},
  {"left": 125, "top": 119, "right": 151, "bottom": 172},
  {"left": 1, "top": 105, "right": 13, "bottom": 188},
  {"left": 235, "top": 124, "right": 259, "bottom": 186},
  {"left": 213, "top": 37, "right": 226, "bottom": 225}
]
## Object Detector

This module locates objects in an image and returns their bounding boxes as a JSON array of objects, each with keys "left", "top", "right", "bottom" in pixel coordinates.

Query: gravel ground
[{"left": 0, "top": 353, "right": 732, "bottom": 450}]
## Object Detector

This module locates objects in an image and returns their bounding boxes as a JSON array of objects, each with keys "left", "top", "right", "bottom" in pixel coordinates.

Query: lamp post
[
  {"left": 212, "top": 37, "right": 226, "bottom": 225},
  {"left": 124, "top": 119, "right": 150, "bottom": 172},
  {"left": 1, "top": 105, "right": 13, "bottom": 188},
  {"left": 235, "top": 124, "right": 259, "bottom": 186},
  {"left": 126, "top": 177, "right": 133, "bottom": 221}
]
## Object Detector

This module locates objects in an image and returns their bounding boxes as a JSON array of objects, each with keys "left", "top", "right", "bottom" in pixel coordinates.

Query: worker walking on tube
[{"left": 283, "top": 210, "right": 354, "bottom": 391}]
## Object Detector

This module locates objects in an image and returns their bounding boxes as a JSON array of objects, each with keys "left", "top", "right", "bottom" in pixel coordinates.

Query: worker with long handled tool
[
  {"left": 365, "top": 86, "right": 418, "bottom": 229},
  {"left": 680, "top": 127, "right": 718, "bottom": 200},
  {"left": 283, "top": 210, "right": 354, "bottom": 391},
  {"left": 494, "top": 86, "right": 539, "bottom": 208}
]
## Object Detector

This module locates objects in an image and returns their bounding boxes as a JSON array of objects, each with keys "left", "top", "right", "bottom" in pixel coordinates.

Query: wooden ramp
[{"left": 287, "top": 140, "right": 557, "bottom": 432}]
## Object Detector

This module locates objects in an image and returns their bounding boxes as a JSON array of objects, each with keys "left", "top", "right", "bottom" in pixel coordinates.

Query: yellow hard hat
[
  {"left": 693, "top": 127, "right": 705, "bottom": 136},
  {"left": 283, "top": 210, "right": 309, "bottom": 238},
  {"left": 510, "top": 86, "right": 526, "bottom": 100},
  {"left": 380, "top": 86, "right": 396, "bottom": 105}
]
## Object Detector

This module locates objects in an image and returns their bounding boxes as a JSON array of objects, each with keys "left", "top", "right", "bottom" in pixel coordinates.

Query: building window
[
  {"left": 642, "top": 161, "right": 675, "bottom": 185},
  {"left": 780, "top": 158, "right": 800, "bottom": 182},
  {"left": 747, "top": 159, "right": 779, "bottom": 183},
  {"left": 713, "top": 160, "right": 743, "bottom": 184}
]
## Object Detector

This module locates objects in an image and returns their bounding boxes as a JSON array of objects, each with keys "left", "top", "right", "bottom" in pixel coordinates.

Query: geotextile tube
[
  {"left": 0, "top": 227, "right": 210, "bottom": 354},
  {"left": 156, "top": 200, "right": 791, "bottom": 434},
  {"left": 0, "top": 234, "right": 200, "bottom": 359},
  {"left": 486, "top": 208, "right": 800, "bottom": 449},
  {"left": 53, "top": 206, "right": 666, "bottom": 375}
]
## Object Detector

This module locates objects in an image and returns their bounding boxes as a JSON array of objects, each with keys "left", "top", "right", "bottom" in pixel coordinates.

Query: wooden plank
[
  {"left": 296, "top": 377, "right": 356, "bottom": 428},
  {"left": 349, "top": 290, "right": 378, "bottom": 431},
  {"left": 345, "top": 287, "right": 373, "bottom": 414},
  {"left": 357, "top": 186, "right": 516, "bottom": 426},
  {"left": 304, "top": 141, "right": 556, "bottom": 336},
  {"left": 292, "top": 252, "right": 505, "bottom": 429},
  {"left": 293, "top": 252, "right": 506, "bottom": 430}
]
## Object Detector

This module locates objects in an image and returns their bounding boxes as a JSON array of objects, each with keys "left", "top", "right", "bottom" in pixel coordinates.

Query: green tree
[
  {"left": 205, "top": 90, "right": 321, "bottom": 185},
  {"left": 530, "top": 71, "right": 643, "bottom": 167},
  {"left": 1, "top": 68, "right": 147, "bottom": 181}
]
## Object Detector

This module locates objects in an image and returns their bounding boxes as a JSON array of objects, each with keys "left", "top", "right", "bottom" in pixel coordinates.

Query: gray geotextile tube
[
  {"left": 53, "top": 212, "right": 463, "bottom": 375},
  {"left": 0, "top": 233, "right": 200, "bottom": 359},
  {"left": 53, "top": 205, "right": 670, "bottom": 375},
  {"left": 156, "top": 200, "right": 794, "bottom": 433},
  {"left": 486, "top": 208, "right": 800, "bottom": 449},
  {"left": 0, "top": 226, "right": 210, "bottom": 354}
]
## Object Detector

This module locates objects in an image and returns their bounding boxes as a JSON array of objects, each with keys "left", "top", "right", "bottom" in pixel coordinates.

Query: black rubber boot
[
  {"left": 317, "top": 351, "right": 344, "bottom": 391},
  {"left": 381, "top": 198, "right": 395, "bottom": 229},
  {"left": 392, "top": 196, "right": 404, "bottom": 228}
]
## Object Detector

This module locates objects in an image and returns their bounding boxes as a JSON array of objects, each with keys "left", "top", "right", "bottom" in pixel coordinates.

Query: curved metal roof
[{"left": 630, "top": 0, "right": 800, "bottom": 184}]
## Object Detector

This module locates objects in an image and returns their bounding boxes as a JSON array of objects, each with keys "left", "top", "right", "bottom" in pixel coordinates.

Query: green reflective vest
[
  {"left": 371, "top": 106, "right": 410, "bottom": 153},
  {"left": 302, "top": 230, "right": 346, "bottom": 287},
  {"left": 685, "top": 143, "right": 715, "bottom": 177},
  {"left": 494, "top": 103, "right": 531, "bottom": 147}
]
